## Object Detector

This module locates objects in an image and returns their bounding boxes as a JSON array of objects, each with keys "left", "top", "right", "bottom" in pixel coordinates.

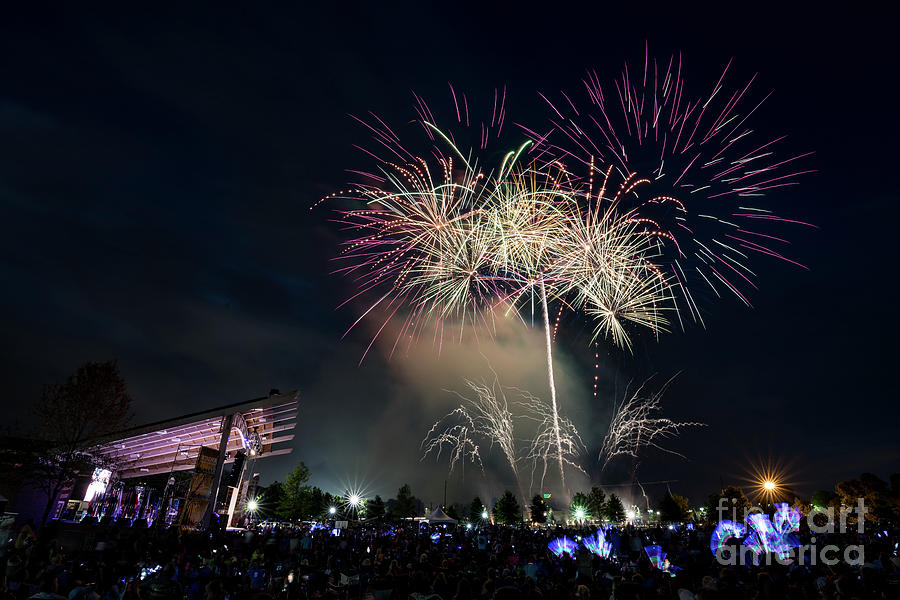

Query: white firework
[
  {"left": 445, "top": 375, "right": 520, "bottom": 482},
  {"left": 420, "top": 407, "right": 483, "bottom": 476},
  {"left": 598, "top": 377, "right": 705, "bottom": 472},
  {"left": 517, "top": 388, "right": 587, "bottom": 493}
]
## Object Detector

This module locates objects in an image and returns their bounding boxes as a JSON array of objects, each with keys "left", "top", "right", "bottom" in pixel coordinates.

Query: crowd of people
[{"left": 2, "top": 515, "right": 899, "bottom": 600}]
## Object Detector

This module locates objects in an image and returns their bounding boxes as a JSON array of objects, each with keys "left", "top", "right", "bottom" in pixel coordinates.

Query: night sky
[{"left": 2, "top": 3, "right": 897, "bottom": 508}]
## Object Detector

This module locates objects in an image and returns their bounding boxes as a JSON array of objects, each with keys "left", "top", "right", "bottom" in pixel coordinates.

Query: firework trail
[
  {"left": 423, "top": 368, "right": 527, "bottom": 497},
  {"left": 517, "top": 387, "right": 587, "bottom": 493},
  {"left": 453, "top": 375, "right": 519, "bottom": 480},
  {"left": 420, "top": 407, "right": 483, "bottom": 478},
  {"left": 482, "top": 168, "right": 573, "bottom": 491},
  {"left": 598, "top": 376, "right": 705, "bottom": 472},
  {"left": 484, "top": 167, "right": 676, "bottom": 490},
  {"left": 529, "top": 44, "right": 815, "bottom": 325},
  {"left": 323, "top": 83, "right": 734, "bottom": 495},
  {"left": 422, "top": 371, "right": 592, "bottom": 499}
]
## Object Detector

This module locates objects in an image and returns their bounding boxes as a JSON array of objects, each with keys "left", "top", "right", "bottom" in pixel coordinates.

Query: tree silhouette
[
  {"left": 367, "top": 495, "right": 386, "bottom": 519},
  {"left": 493, "top": 490, "right": 522, "bottom": 524},
  {"left": 658, "top": 490, "right": 689, "bottom": 523},
  {"left": 393, "top": 484, "right": 416, "bottom": 518},
  {"left": 469, "top": 496, "right": 486, "bottom": 521},
  {"left": 588, "top": 486, "right": 606, "bottom": 519},
  {"left": 604, "top": 493, "right": 626, "bottom": 522},
  {"left": 29, "top": 360, "right": 134, "bottom": 525}
]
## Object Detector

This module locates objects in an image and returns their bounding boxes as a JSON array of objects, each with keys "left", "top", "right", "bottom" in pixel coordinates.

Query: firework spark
[
  {"left": 445, "top": 374, "right": 520, "bottom": 483},
  {"left": 517, "top": 387, "right": 587, "bottom": 492},
  {"left": 422, "top": 370, "right": 525, "bottom": 497},
  {"left": 420, "top": 406, "right": 483, "bottom": 477},
  {"left": 482, "top": 166, "right": 677, "bottom": 489},
  {"left": 531, "top": 45, "right": 814, "bottom": 323},
  {"left": 324, "top": 81, "right": 751, "bottom": 495},
  {"left": 549, "top": 170, "right": 677, "bottom": 351},
  {"left": 598, "top": 376, "right": 705, "bottom": 472}
]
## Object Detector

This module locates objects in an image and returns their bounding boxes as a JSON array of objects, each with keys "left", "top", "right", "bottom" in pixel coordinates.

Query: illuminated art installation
[
  {"left": 582, "top": 528, "right": 613, "bottom": 558},
  {"left": 710, "top": 520, "right": 746, "bottom": 554},
  {"left": 644, "top": 545, "right": 668, "bottom": 569},
  {"left": 710, "top": 503, "right": 801, "bottom": 559},
  {"left": 743, "top": 503, "right": 801, "bottom": 559},
  {"left": 774, "top": 502, "right": 802, "bottom": 537},
  {"left": 548, "top": 536, "right": 579, "bottom": 557}
]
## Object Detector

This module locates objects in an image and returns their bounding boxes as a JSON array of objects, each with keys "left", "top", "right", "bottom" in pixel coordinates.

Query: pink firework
[{"left": 527, "top": 44, "right": 816, "bottom": 326}]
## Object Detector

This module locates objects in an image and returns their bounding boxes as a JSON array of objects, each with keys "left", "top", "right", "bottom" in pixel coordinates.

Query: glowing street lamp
[
  {"left": 247, "top": 499, "right": 259, "bottom": 512},
  {"left": 329, "top": 506, "right": 337, "bottom": 515},
  {"left": 349, "top": 494, "right": 361, "bottom": 508},
  {"left": 481, "top": 510, "right": 488, "bottom": 520}
]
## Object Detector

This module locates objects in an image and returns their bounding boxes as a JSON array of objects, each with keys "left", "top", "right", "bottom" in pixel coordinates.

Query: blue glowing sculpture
[
  {"left": 710, "top": 520, "right": 746, "bottom": 554},
  {"left": 582, "top": 528, "right": 612, "bottom": 558},
  {"left": 548, "top": 536, "right": 578, "bottom": 557}
]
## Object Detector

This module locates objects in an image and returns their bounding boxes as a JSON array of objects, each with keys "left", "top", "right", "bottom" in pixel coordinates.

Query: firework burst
[{"left": 529, "top": 45, "right": 815, "bottom": 323}]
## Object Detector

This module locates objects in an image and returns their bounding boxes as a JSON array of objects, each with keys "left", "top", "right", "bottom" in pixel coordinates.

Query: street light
[
  {"left": 481, "top": 510, "right": 488, "bottom": 520},
  {"left": 329, "top": 506, "right": 337, "bottom": 515},
  {"left": 247, "top": 499, "right": 259, "bottom": 512}
]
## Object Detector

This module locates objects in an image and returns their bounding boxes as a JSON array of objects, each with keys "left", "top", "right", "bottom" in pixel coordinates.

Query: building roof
[{"left": 92, "top": 391, "right": 299, "bottom": 479}]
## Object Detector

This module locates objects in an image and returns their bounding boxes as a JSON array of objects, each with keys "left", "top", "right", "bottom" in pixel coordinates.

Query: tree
[
  {"left": 530, "top": 495, "right": 548, "bottom": 523},
  {"left": 659, "top": 491, "right": 689, "bottom": 523},
  {"left": 278, "top": 461, "right": 311, "bottom": 520},
  {"left": 367, "top": 495, "right": 386, "bottom": 520},
  {"left": 810, "top": 489, "right": 838, "bottom": 510},
  {"left": 836, "top": 473, "right": 897, "bottom": 522},
  {"left": 570, "top": 492, "right": 591, "bottom": 520},
  {"left": 307, "top": 486, "right": 328, "bottom": 519},
  {"left": 704, "top": 485, "right": 751, "bottom": 523},
  {"left": 604, "top": 493, "right": 626, "bottom": 522},
  {"left": 469, "top": 496, "right": 486, "bottom": 521},
  {"left": 258, "top": 481, "right": 284, "bottom": 519},
  {"left": 445, "top": 504, "right": 460, "bottom": 521},
  {"left": 29, "top": 360, "right": 134, "bottom": 525},
  {"left": 493, "top": 490, "right": 522, "bottom": 524},
  {"left": 393, "top": 484, "right": 416, "bottom": 518},
  {"left": 588, "top": 486, "right": 606, "bottom": 518}
]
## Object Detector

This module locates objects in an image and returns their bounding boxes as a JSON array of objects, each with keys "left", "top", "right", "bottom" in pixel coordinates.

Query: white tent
[{"left": 424, "top": 507, "right": 457, "bottom": 524}]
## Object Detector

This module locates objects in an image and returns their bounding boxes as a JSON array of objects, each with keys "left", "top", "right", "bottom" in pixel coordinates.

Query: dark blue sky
[{"left": 1, "top": 2, "right": 897, "bottom": 508}]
